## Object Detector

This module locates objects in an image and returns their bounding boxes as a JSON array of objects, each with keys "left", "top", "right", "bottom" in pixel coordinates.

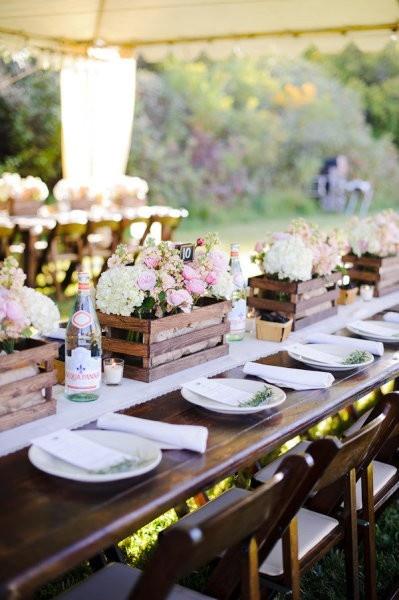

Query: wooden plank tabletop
[{"left": 1, "top": 317, "right": 399, "bottom": 599}]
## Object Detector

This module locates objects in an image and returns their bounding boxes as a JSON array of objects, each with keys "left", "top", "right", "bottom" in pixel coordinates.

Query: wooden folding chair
[
  {"left": 44, "top": 218, "right": 88, "bottom": 301},
  {"left": 0, "top": 221, "right": 15, "bottom": 261},
  {"left": 253, "top": 393, "right": 399, "bottom": 600},
  {"left": 86, "top": 215, "right": 122, "bottom": 279},
  {"left": 57, "top": 442, "right": 338, "bottom": 600}
]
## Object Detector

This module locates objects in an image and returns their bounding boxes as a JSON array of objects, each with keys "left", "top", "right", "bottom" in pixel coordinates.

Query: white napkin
[
  {"left": 183, "top": 377, "right": 253, "bottom": 407},
  {"left": 383, "top": 312, "right": 399, "bottom": 324},
  {"left": 287, "top": 343, "right": 344, "bottom": 366},
  {"left": 303, "top": 333, "right": 384, "bottom": 357},
  {"left": 350, "top": 320, "right": 399, "bottom": 338},
  {"left": 97, "top": 413, "right": 208, "bottom": 454},
  {"left": 32, "top": 429, "right": 133, "bottom": 472},
  {"left": 46, "top": 327, "right": 66, "bottom": 341},
  {"left": 243, "top": 361, "right": 334, "bottom": 390}
]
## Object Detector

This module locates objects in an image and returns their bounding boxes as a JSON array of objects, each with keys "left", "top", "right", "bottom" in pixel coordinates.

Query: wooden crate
[
  {"left": 97, "top": 300, "right": 231, "bottom": 382},
  {"left": 343, "top": 254, "right": 399, "bottom": 297},
  {"left": 248, "top": 272, "right": 341, "bottom": 331},
  {"left": 0, "top": 338, "right": 58, "bottom": 432}
]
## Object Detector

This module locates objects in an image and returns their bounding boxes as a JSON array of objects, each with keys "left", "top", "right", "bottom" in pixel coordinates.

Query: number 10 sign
[{"left": 174, "top": 243, "right": 194, "bottom": 262}]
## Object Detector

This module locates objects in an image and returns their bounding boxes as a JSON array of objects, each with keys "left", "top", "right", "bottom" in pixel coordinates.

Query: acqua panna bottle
[
  {"left": 226, "top": 243, "right": 247, "bottom": 342},
  {"left": 65, "top": 272, "right": 102, "bottom": 401}
]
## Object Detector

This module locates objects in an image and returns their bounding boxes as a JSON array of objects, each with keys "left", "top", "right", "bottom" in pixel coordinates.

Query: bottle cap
[
  {"left": 78, "top": 272, "right": 90, "bottom": 291},
  {"left": 230, "top": 243, "right": 240, "bottom": 256}
]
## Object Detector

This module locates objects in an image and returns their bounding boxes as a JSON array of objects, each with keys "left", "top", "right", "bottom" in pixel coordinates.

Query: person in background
[{"left": 312, "top": 155, "right": 373, "bottom": 215}]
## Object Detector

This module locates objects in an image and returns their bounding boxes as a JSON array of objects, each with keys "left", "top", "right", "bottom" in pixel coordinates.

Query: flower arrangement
[
  {"left": 110, "top": 176, "right": 149, "bottom": 207},
  {"left": 348, "top": 211, "right": 399, "bottom": 258},
  {"left": 96, "top": 233, "right": 233, "bottom": 319},
  {"left": 53, "top": 178, "right": 104, "bottom": 208},
  {"left": 0, "top": 172, "right": 48, "bottom": 204},
  {"left": 0, "top": 257, "right": 60, "bottom": 353},
  {"left": 252, "top": 219, "right": 348, "bottom": 282}
]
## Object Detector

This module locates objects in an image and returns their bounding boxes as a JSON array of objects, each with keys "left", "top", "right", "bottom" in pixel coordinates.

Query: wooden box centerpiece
[
  {"left": 1, "top": 174, "right": 48, "bottom": 216},
  {"left": 248, "top": 272, "right": 340, "bottom": 331},
  {"left": 96, "top": 235, "right": 233, "bottom": 382},
  {"left": 249, "top": 219, "right": 345, "bottom": 330},
  {"left": 0, "top": 255, "right": 61, "bottom": 431},
  {"left": 344, "top": 210, "right": 399, "bottom": 297},
  {"left": 98, "top": 299, "right": 230, "bottom": 382},
  {"left": 343, "top": 254, "right": 399, "bottom": 297},
  {"left": 0, "top": 338, "right": 58, "bottom": 432},
  {"left": 8, "top": 197, "right": 42, "bottom": 216}
]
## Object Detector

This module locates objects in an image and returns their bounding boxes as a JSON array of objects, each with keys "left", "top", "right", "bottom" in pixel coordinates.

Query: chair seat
[
  {"left": 58, "top": 562, "right": 215, "bottom": 600},
  {"left": 256, "top": 445, "right": 397, "bottom": 510},
  {"left": 259, "top": 508, "right": 339, "bottom": 577},
  {"left": 355, "top": 460, "right": 397, "bottom": 509}
]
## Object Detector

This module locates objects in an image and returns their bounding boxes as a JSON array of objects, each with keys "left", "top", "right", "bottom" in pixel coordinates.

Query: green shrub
[{"left": 130, "top": 54, "right": 399, "bottom": 217}]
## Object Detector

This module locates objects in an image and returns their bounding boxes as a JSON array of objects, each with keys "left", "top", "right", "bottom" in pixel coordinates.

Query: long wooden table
[{"left": 1, "top": 316, "right": 399, "bottom": 599}]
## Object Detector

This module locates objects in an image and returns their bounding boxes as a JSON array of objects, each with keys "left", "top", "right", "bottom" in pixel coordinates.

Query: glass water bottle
[
  {"left": 226, "top": 243, "right": 247, "bottom": 342},
  {"left": 65, "top": 272, "right": 102, "bottom": 401}
]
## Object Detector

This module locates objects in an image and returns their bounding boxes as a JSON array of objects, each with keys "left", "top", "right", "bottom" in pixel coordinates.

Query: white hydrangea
[
  {"left": 349, "top": 221, "right": 379, "bottom": 257},
  {"left": 211, "top": 272, "right": 234, "bottom": 299},
  {"left": 96, "top": 265, "right": 145, "bottom": 316},
  {"left": 20, "top": 287, "right": 60, "bottom": 335},
  {"left": 264, "top": 235, "right": 313, "bottom": 281}
]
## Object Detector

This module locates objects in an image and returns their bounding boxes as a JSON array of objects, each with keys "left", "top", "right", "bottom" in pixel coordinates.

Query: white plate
[
  {"left": 181, "top": 378, "right": 286, "bottom": 414},
  {"left": 29, "top": 430, "right": 162, "bottom": 483},
  {"left": 288, "top": 343, "right": 374, "bottom": 371},
  {"left": 347, "top": 320, "right": 399, "bottom": 344}
]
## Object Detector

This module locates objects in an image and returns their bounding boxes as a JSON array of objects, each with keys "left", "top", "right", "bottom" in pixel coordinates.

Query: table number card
[
  {"left": 32, "top": 429, "right": 133, "bottom": 472},
  {"left": 174, "top": 242, "right": 194, "bottom": 262},
  {"left": 183, "top": 377, "right": 253, "bottom": 406}
]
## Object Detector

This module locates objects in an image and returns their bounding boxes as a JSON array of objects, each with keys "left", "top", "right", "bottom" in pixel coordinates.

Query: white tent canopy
[
  {"left": 0, "top": 1, "right": 397, "bottom": 182},
  {"left": 0, "top": 0, "right": 397, "bottom": 61}
]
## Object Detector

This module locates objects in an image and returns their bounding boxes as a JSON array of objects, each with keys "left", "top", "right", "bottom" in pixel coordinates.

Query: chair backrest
[
  {"left": 307, "top": 393, "right": 399, "bottom": 513},
  {"left": 129, "top": 448, "right": 337, "bottom": 600}
]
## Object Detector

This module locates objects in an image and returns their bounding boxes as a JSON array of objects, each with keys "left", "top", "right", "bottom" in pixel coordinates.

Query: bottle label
[
  {"left": 228, "top": 298, "right": 246, "bottom": 332},
  {"left": 65, "top": 347, "right": 101, "bottom": 392},
  {"left": 72, "top": 310, "right": 93, "bottom": 329}
]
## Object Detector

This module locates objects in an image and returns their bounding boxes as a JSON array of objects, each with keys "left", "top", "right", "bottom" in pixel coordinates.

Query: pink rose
[
  {"left": 254, "top": 241, "right": 264, "bottom": 253},
  {"left": 182, "top": 265, "right": 198, "bottom": 281},
  {"left": 272, "top": 232, "right": 290, "bottom": 241},
  {"left": 137, "top": 270, "right": 156, "bottom": 291},
  {"left": 107, "top": 255, "right": 121, "bottom": 269},
  {"left": 161, "top": 274, "right": 176, "bottom": 290},
  {"left": 5, "top": 299, "right": 25, "bottom": 323},
  {"left": 208, "top": 249, "right": 228, "bottom": 273},
  {"left": 0, "top": 296, "right": 6, "bottom": 321},
  {"left": 185, "top": 278, "right": 206, "bottom": 295},
  {"left": 166, "top": 289, "right": 193, "bottom": 312},
  {"left": 144, "top": 256, "right": 160, "bottom": 269},
  {"left": 205, "top": 271, "right": 217, "bottom": 285}
]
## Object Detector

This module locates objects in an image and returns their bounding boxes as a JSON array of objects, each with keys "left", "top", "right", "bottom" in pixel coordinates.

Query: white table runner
[{"left": 1, "top": 291, "right": 399, "bottom": 457}]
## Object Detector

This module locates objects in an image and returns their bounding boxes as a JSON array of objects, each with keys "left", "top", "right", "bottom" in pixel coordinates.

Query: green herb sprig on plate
[
  {"left": 343, "top": 350, "right": 373, "bottom": 365},
  {"left": 93, "top": 458, "right": 139, "bottom": 474},
  {"left": 240, "top": 386, "right": 273, "bottom": 407}
]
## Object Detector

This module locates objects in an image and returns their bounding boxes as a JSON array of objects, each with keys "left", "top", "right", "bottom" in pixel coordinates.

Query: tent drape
[{"left": 60, "top": 57, "right": 136, "bottom": 182}]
